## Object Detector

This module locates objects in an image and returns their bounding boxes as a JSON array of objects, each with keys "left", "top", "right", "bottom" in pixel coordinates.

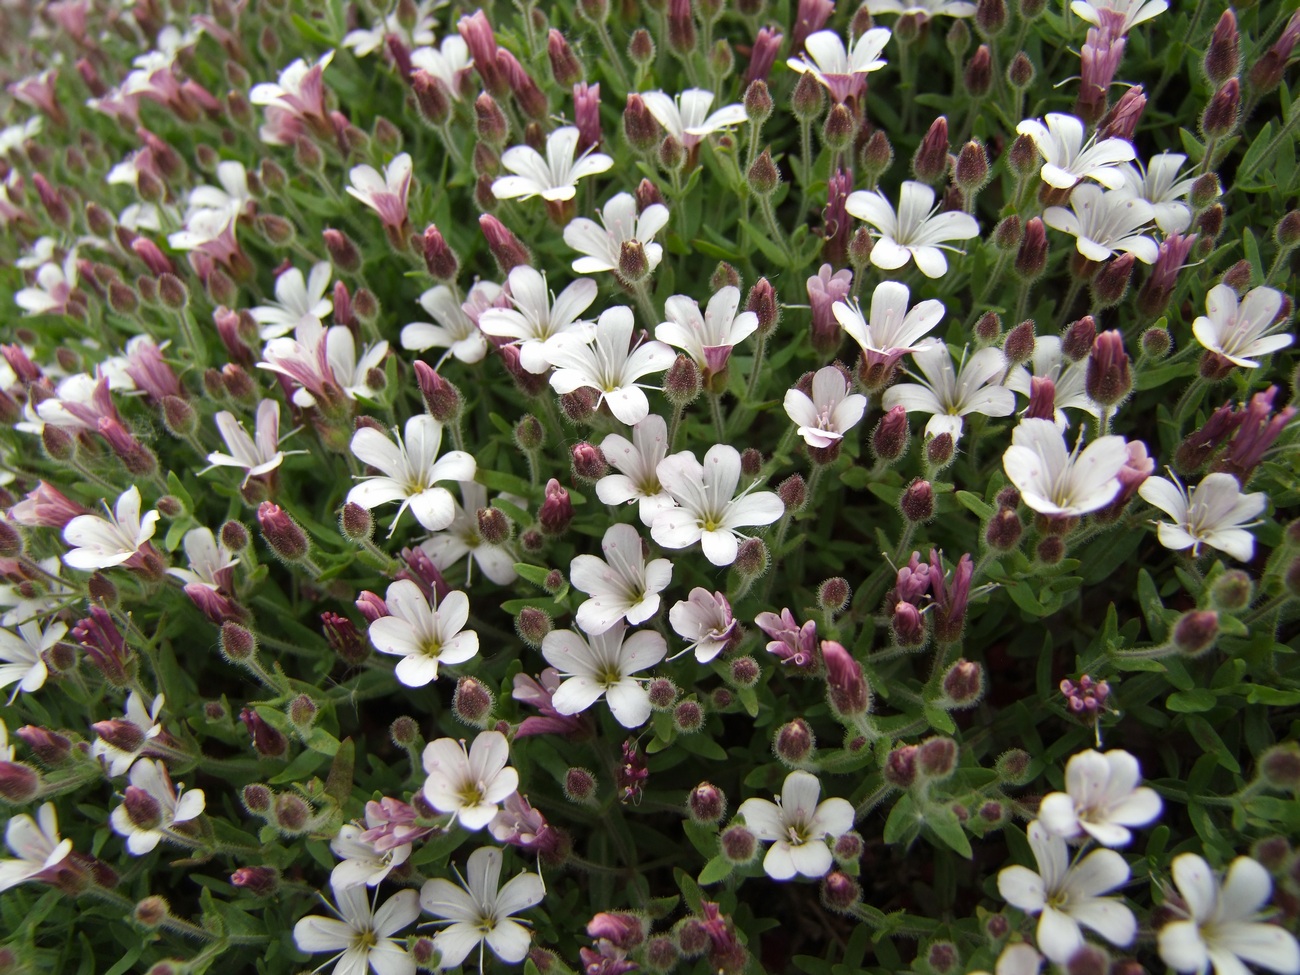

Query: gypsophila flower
[
  {"left": 1015, "top": 114, "right": 1137, "bottom": 190},
  {"left": 1158, "top": 854, "right": 1300, "bottom": 975},
  {"left": 1006, "top": 336, "right": 1098, "bottom": 427},
  {"left": 368, "top": 579, "right": 478, "bottom": 687},
  {"left": 329, "top": 823, "right": 411, "bottom": 891},
  {"left": 15, "top": 252, "right": 78, "bottom": 316},
  {"left": 422, "top": 730, "right": 519, "bottom": 830},
  {"left": 845, "top": 180, "right": 980, "bottom": 278},
  {"left": 865, "top": 0, "right": 976, "bottom": 15},
  {"left": 570, "top": 522, "right": 673, "bottom": 635},
  {"left": 1192, "top": 284, "right": 1293, "bottom": 368},
  {"left": 656, "top": 285, "right": 759, "bottom": 376},
  {"left": 410, "top": 36, "right": 473, "bottom": 95},
  {"left": 1071, "top": 0, "right": 1168, "bottom": 35},
  {"left": 420, "top": 846, "right": 545, "bottom": 969},
  {"left": 541, "top": 621, "right": 667, "bottom": 728},
  {"left": 0, "top": 617, "right": 65, "bottom": 700},
  {"left": 1116, "top": 153, "right": 1195, "bottom": 234},
  {"left": 883, "top": 345, "right": 1016, "bottom": 441},
  {"left": 1138, "top": 472, "right": 1267, "bottom": 562},
  {"left": 258, "top": 320, "right": 390, "bottom": 408},
  {"left": 491, "top": 126, "right": 613, "bottom": 203},
  {"left": 293, "top": 881, "right": 419, "bottom": 975},
  {"left": 346, "top": 153, "right": 413, "bottom": 231},
  {"left": 1038, "top": 749, "right": 1162, "bottom": 847},
  {"left": 784, "top": 366, "right": 868, "bottom": 448},
  {"left": 564, "top": 192, "right": 669, "bottom": 276},
  {"left": 834, "top": 280, "right": 945, "bottom": 373},
  {"left": 546, "top": 305, "right": 674, "bottom": 425},
  {"left": 478, "top": 265, "right": 598, "bottom": 374},
  {"left": 420, "top": 482, "right": 521, "bottom": 586},
  {"left": 401, "top": 285, "right": 489, "bottom": 365},
  {"left": 92, "top": 692, "right": 165, "bottom": 777},
  {"left": 997, "top": 820, "right": 1136, "bottom": 963},
  {"left": 669, "top": 589, "right": 738, "bottom": 663},
  {"left": 1003, "top": 418, "right": 1130, "bottom": 516},
  {"left": 786, "top": 28, "right": 892, "bottom": 103},
  {"left": 1043, "top": 185, "right": 1158, "bottom": 263},
  {"left": 204, "top": 399, "right": 296, "bottom": 486},
  {"left": 110, "top": 758, "right": 205, "bottom": 855},
  {"left": 343, "top": 0, "right": 439, "bottom": 55},
  {"left": 62, "top": 486, "right": 159, "bottom": 572},
  {"left": 737, "top": 770, "right": 855, "bottom": 881},
  {"left": 639, "top": 88, "right": 748, "bottom": 149},
  {"left": 597, "top": 414, "right": 676, "bottom": 527},
  {"left": 164, "top": 527, "right": 238, "bottom": 592},
  {"left": 250, "top": 262, "right": 333, "bottom": 340},
  {"left": 347, "top": 415, "right": 476, "bottom": 535},
  {"left": 0, "top": 802, "right": 72, "bottom": 893}
]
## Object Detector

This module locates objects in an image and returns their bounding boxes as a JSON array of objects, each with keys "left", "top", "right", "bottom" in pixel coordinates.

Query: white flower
[
  {"left": 1158, "top": 854, "right": 1300, "bottom": 975},
  {"left": 110, "top": 758, "right": 205, "bottom": 855},
  {"left": 652, "top": 445, "right": 785, "bottom": 566},
  {"left": 15, "top": 252, "right": 78, "bottom": 316},
  {"left": 639, "top": 88, "right": 747, "bottom": 149},
  {"left": 997, "top": 820, "right": 1136, "bottom": 963},
  {"left": 410, "top": 36, "right": 472, "bottom": 95},
  {"left": 655, "top": 285, "right": 758, "bottom": 375},
  {"left": 204, "top": 399, "right": 294, "bottom": 485},
  {"left": 786, "top": 28, "right": 892, "bottom": 102},
  {"left": 330, "top": 823, "right": 411, "bottom": 891},
  {"left": 343, "top": 0, "right": 438, "bottom": 55},
  {"left": 368, "top": 579, "right": 478, "bottom": 687},
  {"left": 1138, "top": 472, "right": 1267, "bottom": 562},
  {"left": 346, "top": 153, "right": 413, "bottom": 229},
  {"left": 1006, "top": 336, "right": 1097, "bottom": 427},
  {"left": 565, "top": 192, "right": 669, "bottom": 276},
  {"left": 0, "top": 618, "right": 65, "bottom": 700},
  {"left": 293, "top": 881, "right": 419, "bottom": 975},
  {"left": 1116, "top": 153, "right": 1195, "bottom": 234},
  {"left": 491, "top": 126, "right": 613, "bottom": 203},
  {"left": 1003, "top": 418, "right": 1130, "bottom": 516},
  {"left": 1070, "top": 0, "right": 1167, "bottom": 34},
  {"left": 1015, "top": 114, "right": 1137, "bottom": 190},
  {"left": 0, "top": 117, "right": 41, "bottom": 157},
  {"left": 1043, "top": 185, "right": 1158, "bottom": 263},
  {"left": 182, "top": 160, "right": 252, "bottom": 226},
  {"left": 668, "top": 589, "right": 738, "bottom": 663},
  {"left": 541, "top": 621, "right": 667, "bottom": 728},
  {"left": 597, "top": 414, "right": 676, "bottom": 527},
  {"left": 737, "top": 770, "right": 855, "bottom": 881},
  {"left": 92, "top": 692, "right": 165, "bottom": 778},
  {"left": 784, "top": 366, "right": 868, "bottom": 448},
  {"left": 845, "top": 180, "right": 980, "bottom": 278},
  {"left": 420, "top": 482, "right": 520, "bottom": 586},
  {"left": 401, "top": 285, "right": 489, "bottom": 365},
  {"left": 347, "top": 416, "right": 477, "bottom": 535},
  {"left": 570, "top": 523, "right": 673, "bottom": 635},
  {"left": 250, "top": 262, "right": 333, "bottom": 340},
  {"left": 865, "top": 0, "right": 976, "bottom": 16},
  {"left": 420, "top": 846, "right": 545, "bottom": 969},
  {"left": 833, "top": 280, "right": 945, "bottom": 364},
  {"left": 0, "top": 802, "right": 72, "bottom": 893},
  {"left": 1192, "top": 284, "right": 1293, "bottom": 368},
  {"left": 421, "top": 731, "right": 519, "bottom": 830},
  {"left": 883, "top": 344, "right": 1015, "bottom": 441},
  {"left": 165, "top": 527, "right": 238, "bottom": 591},
  {"left": 62, "top": 486, "right": 159, "bottom": 572},
  {"left": 478, "top": 266, "right": 598, "bottom": 374},
  {"left": 249, "top": 50, "right": 334, "bottom": 111},
  {"left": 547, "top": 305, "right": 675, "bottom": 425},
  {"left": 1037, "top": 749, "right": 1162, "bottom": 847},
  {"left": 0, "top": 558, "right": 70, "bottom": 628},
  {"left": 258, "top": 320, "right": 390, "bottom": 408}
]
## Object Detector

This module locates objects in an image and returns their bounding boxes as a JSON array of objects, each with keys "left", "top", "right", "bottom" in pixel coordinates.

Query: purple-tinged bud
[
  {"left": 1003, "top": 319, "right": 1036, "bottom": 366},
  {"left": 1037, "top": 536, "right": 1065, "bottom": 564},
  {"left": 901, "top": 479, "right": 935, "bottom": 522},
  {"left": 16, "top": 726, "right": 71, "bottom": 765},
  {"left": 547, "top": 30, "right": 584, "bottom": 87},
  {"left": 544, "top": 570, "right": 566, "bottom": 595},
  {"left": 709, "top": 38, "right": 736, "bottom": 81},
  {"left": 257, "top": 502, "right": 310, "bottom": 564},
  {"left": 340, "top": 502, "right": 373, "bottom": 543},
  {"left": 674, "top": 700, "right": 704, "bottom": 733},
  {"left": 219, "top": 521, "right": 249, "bottom": 553},
  {"left": 240, "top": 707, "right": 287, "bottom": 758},
  {"left": 1086, "top": 330, "right": 1132, "bottom": 406},
  {"left": 941, "top": 658, "right": 984, "bottom": 707},
  {"left": 288, "top": 694, "right": 318, "bottom": 732},
  {"left": 747, "top": 277, "right": 779, "bottom": 336},
  {"left": 273, "top": 793, "right": 311, "bottom": 833},
  {"left": 122, "top": 785, "right": 163, "bottom": 830},
  {"left": 353, "top": 287, "right": 380, "bottom": 325},
  {"left": 1062, "top": 316, "right": 1096, "bottom": 361},
  {"left": 975, "top": 0, "right": 1006, "bottom": 36},
  {"left": 1201, "top": 79, "right": 1240, "bottom": 140},
  {"left": 913, "top": 117, "right": 950, "bottom": 184},
  {"left": 1250, "top": 11, "right": 1300, "bottom": 95},
  {"left": 1174, "top": 610, "right": 1219, "bottom": 656},
  {"left": 453, "top": 677, "right": 494, "bottom": 728},
  {"left": 688, "top": 783, "right": 727, "bottom": 824},
  {"left": 740, "top": 448, "right": 763, "bottom": 477},
  {"left": 734, "top": 538, "right": 769, "bottom": 578},
  {"left": 564, "top": 767, "right": 598, "bottom": 804},
  {"left": 995, "top": 748, "right": 1032, "bottom": 785},
  {"left": 778, "top": 474, "right": 808, "bottom": 511},
  {"left": 821, "top": 871, "right": 862, "bottom": 913},
  {"left": 885, "top": 745, "right": 918, "bottom": 788},
  {"left": 570, "top": 442, "right": 607, "bottom": 481},
  {"left": 1015, "top": 217, "right": 1049, "bottom": 282},
  {"left": 588, "top": 913, "right": 646, "bottom": 951},
  {"left": 926, "top": 432, "right": 955, "bottom": 469},
  {"left": 719, "top": 824, "right": 757, "bottom": 864},
  {"left": 624, "top": 94, "right": 659, "bottom": 152},
  {"left": 647, "top": 677, "right": 678, "bottom": 710},
  {"left": 0, "top": 762, "right": 39, "bottom": 802},
  {"left": 946, "top": 17, "right": 972, "bottom": 60},
  {"left": 1091, "top": 253, "right": 1135, "bottom": 309},
  {"left": 1258, "top": 743, "right": 1300, "bottom": 792},
  {"left": 823, "top": 104, "right": 856, "bottom": 154},
  {"left": 514, "top": 414, "right": 545, "bottom": 452},
  {"left": 479, "top": 215, "right": 531, "bottom": 274},
  {"left": 928, "top": 942, "right": 960, "bottom": 975},
  {"left": 1140, "top": 326, "right": 1173, "bottom": 360},
  {"left": 833, "top": 832, "right": 863, "bottom": 863},
  {"left": 132, "top": 238, "right": 174, "bottom": 277},
  {"left": 538, "top": 480, "right": 572, "bottom": 536},
  {"left": 411, "top": 69, "right": 451, "bottom": 127},
  {"left": 515, "top": 607, "right": 552, "bottom": 648},
  {"left": 892, "top": 601, "right": 926, "bottom": 647},
  {"left": 818, "top": 577, "right": 851, "bottom": 615},
  {"left": 1204, "top": 10, "right": 1239, "bottom": 87},
  {"left": 747, "top": 148, "right": 779, "bottom": 196},
  {"left": 993, "top": 217, "right": 1022, "bottom": 254},
  {"left": 791, "top": 70, "right": 825, "bottom": 123},
  {"left": 389, "top": 716, "right": 419, "bottom": 748},
  {"left": 1098, "top": 84, "right": 1146, "bottom": 142},
  {"left": 219, "top": 621, "right": 256, "bottom": 663},
  {"left": 871, "top": 406, "right": 910, "bottom": 463},
  {"left": 412, "top": 360, "right": 462, "bottom": 424},
  {"left": 573, "top": 81, "right": 601, "bottom": 152},
  {"left": 964, "top": 45, "right": 992, "bottom": 97},
  {"left": 421, "top": 225, "right": 458, "bottom": 282},
  {"left": 1025, "top": 376, "right": 1056, "bottom": 421},
  {"left": 722, "top": 654, "right": 756, "bottom": 687},
  {"left": 918, "top": 736, "right": 957, "bottom": 779},
  {"left": 1007, "top": 51, "right": 1035, "bottom": 90},
  {"left": 860, "top": 130, "right": 894, "bottom": 187},
  {"left": 477, "top": 507, "right": 512, "bottom": 546},
  {"left": 1009, "top": 133, "right": 1039, "bottom": 180},
  {"left": 774, "top": 718, "right": 815, "bottom": 764},
  {"left": 242, "top": 783, "right": 272, "bottom": 815},
  {"left": 1210, "top": 569, "right": 1253, "bottom": 612},
  {"left": 823, "top": 640, "right": 870, "bottom": 716},
  {"left": 636, "top": 178, "right": 665, "bottom": 211},
  {"left": 746, "top": 27, "right": 784, "bottom": 85},
  {"left": 1214, "top": 261, "right": 1249, "bottom": 296},
  {"left": 230, "top": 866, "right": 279, "bottom": 896}
]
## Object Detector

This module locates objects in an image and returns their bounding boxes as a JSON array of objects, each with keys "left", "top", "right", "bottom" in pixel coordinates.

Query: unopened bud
[
  {"left": 901, "top": 479, "right": 935, "bottom": 522},
  {"left": 884, "top": 745, "right": 918, "bottom": 788},
  {"left": 729, "top": 656, "right": 760, "bottom": 687},
  {"left": 1062, "top": 316, "right": 1096, "bottom": 361},
  {"left": 1210, "top": 569, "right": 1253, "bottom": 612},
  {"left": 744, "top": 80, "right": 773, "bottom": 124},
  {"left": 821, "top": 871, "right": 862, "bottom": 912},
  {"left": 288, "top": 694, "right": 317, "bottom": 732},
  {"left": 941, "top": 658, "right": 984, "bottom": 707},
  {"left": 219, "top": 621, "right": 257, "bottom": 663},
  {"left": 1141, "top": 326, "right": 1172, "bottom": 358},
  {"left": 514, "top": 414, "right": 545, "bottom": 452},
  {"left": 647, "top": 677, "right": 678, "bottom": 710},
  {"left": 1007, "top": 51, "right": 1035, "bottom": 89},
  {"left": 689, "top": 783, "right": 727, "bottom": 824},
  {"left": 913, "top": 117, "right": 950, "bottom": 184},
  {"left": 918, "top": 736, "right": 957, "bottom": 779},
  {"left": 673, "top": 700, "right": 704, "bottom": 733},
  {"left": 774, "top": 718, "right": 814, "bottom": 764},
  {"left": 1086, "top": 330, "right": 1132, "bottom": 405},
  {"left": 975, "top": 0, "right": 1006, "bottom": 36},
  {"left": 453, "top": 677, "right": 494, "bottom": 727},
  {"left": 964, "top": 45, "right": 992, "bottom": 97},
  {"left": 242, "top": 783, "right": 272, "bottom": 814},
  {"left": 273, "top": 792, "right": 311, "bottom": 833},
  {"left": 926, "top": 432, "right": 955, "bottom": 469},
  {"left": 818, "top": 577, "right": 851, "bottom": 615},
  {"left": 390, "top": 716, "right": 419, "bottom": 747},
  {"left": 664, "top": 354, "right": 701, "bottom": 406},
  {"left": 564, "top": 767, "right": 598, "bottom": 804},
  {"left": 955, "top": 140, "right": 990, "bottom": 196},
  {"left": 0, "top": 762, "right": 39, "bottom": 802},
  {"left": 791, "top": 70, "right": 824, "bottom": 121},
  {"left": 1173, "top": 610, "right": 1219, "bottom": 656},
  {"left": 747, "top": 148, "right": 779, "bottom": 196},
  {"left": 733, "top": 538, "right": 769, "bottom": 577},
  {"left": 778, "top": 474, "right": 807, "bottom": 511},
  {"left": 1201, "top": 79, "right": 1240, "bottom": 139},
  {"left": 1204, "top": 10, "right": 1240, "bottom": 87},
  {"left": 257, "top": 502, "right": 310, "bottom": 563},
  {"left": 1258, "top": 743, "right": 1300, "bottom": 792},
  {"left": 871, "top": 405, "right": 910, "bottom": 462}
]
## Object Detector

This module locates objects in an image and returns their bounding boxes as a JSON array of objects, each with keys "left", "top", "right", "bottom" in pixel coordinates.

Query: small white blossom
[
  {"left": 204, "top": 399, "right": 295, "bottom": 485},
  {"left": 92, "top": 692, "right": 165, "bottom": 777},
  {"left": 1043, "top": 185, "right": 1158, "bottom": 263},
  {"left": 570, "top": 523, "right": 673, "bottom": 635},
  {"left": 547, "top": 305, "right": 674, "bottom": 425},
  {"left": 1006, "top": 336, "right": 1097, "bottom": 427},
  {"left": 883, "top": 344, "right": 1015, "bottom": 441},
  {"left": 1015, "top": 114, "right": 1137, "bottom": 190},
  {"left": 164, "top": 527, "right": 239, "bottom": 591},
  {"left": 834, "top": 280, "right": 945, "bottom": 366},
  {"left": 420, "top": 847, "right": 545, "bottom": 969},
  {"left": 786, "top": 28, "right": 892, "bottom": 102},
  {"left": 541, "top": 622, "right": 667, "bottom": 728},
  {"left": 420, "top": 482, "right": 520, "bottom": 586},
  {"left": 865, "top": 0, "right": 976, "bottom": 15},
  {"left": 0, "top": 618, "right": 65, "bottom": 700},
  {"left": 250, "top": 262, "right": 333, "bottom": 340},
  {"left": 668, "top": 589, "right": 738, "bottom": 663},
  {"left": 1138, "top": 472, "right": 1267, "bottom": 562},
  {"left": 368, "top": 579, "right": 478, "bottom": 687},
  {"left": 564, "top": 192, "right": 669, "bottom": 276},
  {"left": 258, "top": 320, "right": 390, "bottom": 408},
  {"left": 0, "top": 802, "right": 72, "bottom": 893},
  {"left": 1158, "top": 854, "right": 1300, "bottom": 975},
  {"left": 997, "top": 820, "right": 1136, "bottom": 963},
  {"left": 1116, "top": 153, "right": 1195, "bottom": 234},
  {"left": 478, "top": 265, "right": 597, "bottom": 374},
  {"left": 329, "top": 823, "right": 411, "bottom": 891},
  {"left": 62, "top": 486, "right": 159, "bottom": 572},
  {"left": 293, "top": 881, "right": 419, "bottom": 975},
  {"left": 1003, "top": 418, "right": 1130, "bottom": 516},
  {"left": 491, "top": 126, "right": 613, "bottom": 203},
  {"left": 1071, "top": 0, "right": 1167, "bottom": 34},
  {"left": 639, "top": 88, "right": 747, "bottom": 149},
  {"left": 346, "top": 154, "right": 413, "bottom": 229},
  {"left": 784, "top": 365, "right": 868, "bottom": 448},
  {"left": 656, "top": 285, "right": 758, "bottom": 375},
  {"left": 15, "top": 252, "right": 79, "bottom": 316},
  {"left": 343, "top": 0, "right": 438, "bottom": 55},
  {"left": 110, "top": 758, "right": 205, "bottom": 855},
  {"left": 421, "top": 731, "right": 519, "bottom": 831},
  {"left": 597, "top": 415, "right": 675, "bottom": 527},
  {"left": 409, "top": 36, "right": 472, "bottom": 95},
  {"left": 1038, "top": 749, "right": 1162, "bottom": 847},
  {"left": 737, "top": 770, "right": 855, "bottom": 881},
  {"left": 1192, "top": 284, "right": 1293, "bottom": 368},
  {"left": 846, "top": 180, "right": 980, "bottom": 278},
  {"left": 401, "top": 285, "right": 489, "bottom": 365}
]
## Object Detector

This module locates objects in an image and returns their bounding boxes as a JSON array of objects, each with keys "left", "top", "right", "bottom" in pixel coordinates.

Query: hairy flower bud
[
  {"left": 774, "top": 718, "right": 815, "bottom": 764},
  {"left": 257, "top": 503, "right": 310, "bottom": 564},
  {"left": 1201, "top": 79, "right": 1240, "bottom": 140},
  {"left": 1085, "top": 330, "right": 1132, "bottom": 406},
  {"left": 453, "top": 677, "right": 494, "bottom": 727},
  {"left": 719, "top": 824, "right": 757, "bottom": 864},
  {"left": 913, "top": 117, "right": 950, "bottom": 184},
  {"left": 964, "top": 45, "right": 992, "bottom": 97},
  {"left": 1173, "top": 610, "right": 1219, "bottom": 656},
  {"left": 1204, "top": 10, "right": 1239, "bottom": 87},
  {"left": 901, "top": 479, "right": 935, "bottom": 523}
]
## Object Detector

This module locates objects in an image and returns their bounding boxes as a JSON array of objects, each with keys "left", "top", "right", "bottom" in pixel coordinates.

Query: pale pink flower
[
  {"left": 346, "top": 154, "right": 413, "bottom": 231},
  {"left": 204, "top": 399, "right": 295, "bottom": 485},
  {"left": 478, "top": 265, "right": 598, "bottom": 374},
  {"left": 570, "top": 523, "right": 673, "bottom": 635},
  {"left": 656, "top": 285, "right": 758, "bottom": 375},
  {"left": 786, "top": 28, "right": 892, "bottom": 102},
  {"left": 597, "top": 414, "right": 675, "bottom": 527},
  {"left": 639, "top": 88, "right": 748, "bottom": 149},
  {"left": 1015, "top": 114, "right": 1136, "bottom": 190},
  {"left": 541, "top": 622, "right": 667, "bottom": 728},
  {"left": 883, "top": 344, "right": 1015, "bottom": 441},
  {"left": 785, "top": 366, "right": 868, "bottom": 448}
]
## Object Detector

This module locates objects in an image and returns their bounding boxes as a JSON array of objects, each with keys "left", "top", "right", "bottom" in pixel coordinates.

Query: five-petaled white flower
[
  {"left": 1043, "top": 185, "right": 1158, "bottom": 264},
  {"left": 1003, "top": 418, "right": 1130, "bottom": 516},
  {"left": 1037, "top": 749, "right": 1162, "bottom": 847},
  {"left": 997, "top": 820, "right": 1136, "bottom": 963},
  {"left": 346, "top": 153, "right": 413, "bottom": 230},
  {"left": 420, "top": 481, "right": 521, "bottom": 586},
  {"left": 597, "top": 414, "right": 676, "bottom": 527},
  {"left": 652, "top": 444, "right": 784, "bottom": 566},
  {"left": 786, "top": 28, "right": 892, "bottom": 102},
  {"left": 655, "top": 285, "right": 759, "bottom": 376},
  {"left": 165, "top": 527, "right": 239, "bottom": 591},
  {"left": 347, "top": 415, "right": 477, "bottom": 535},
  {"left": 1006, "top": 335, "right": 1097, "bottom": 427},
  {"left": 1192, "top": 284, "right": 1293, "bottom": 368},
  {"left": 329, "top": 823, "right": 411, "bottom": 891},
  {"left": 834, "top": 280, "right": 945, "bottom": 370},
  {"left": 845, "top": 180, "right": 980, "bottom": 278},
  {"left": 668, "top": 589, "right": 738, "bottom": 663},
  {"left": 368, "top": 579, "right": 478, "bottom": 687},
  {"left": 293, "top": 881, "right": 420, "bottom": 975},
  {"left": 420, "top": 846, "right": 545, "bottom": 970},
  {"left": 1158, "top": 854, "right": 1300, "bottom": 975},
  {"left": 92, "top": 691, "right": 165, "bottom": 777},
  {"left": 250, "top": 261, "right": 333, "bottom": 340},
  {"left": 491, "top": 126, "right": 613, "bottom": 204},
  {"left": 15, "top": 251, "right": 79, "bottom": 316},
  {"left": 0, "top": 617, "right": 65, "bottom": 701},
  {"left": 401, "top": 285, "right": 489, "bottom": 365},
  {"left": 570, "top": 522, "right": 673, "bottom": 636},
  {"left": 547, "top": 305, "right": 674, "bottom": 425},
  {"left": 737, "top": 770, "right": 855, "bottom": 881},
  {"left": 565, "top": 192, "right": 670, "bottom": 277},
  {"left": 1116, "top": 153, "right": 1195, "bottom": 234},
  {"left": 248, "top": 50, "right": 333, "bottom": 124},
  {"left": 784, "top": 365, "right": 868, "bottom": 448},
  {"left": 541, "top": 621, "right": 667, "bottom": 728},
  {"left": 1015, "top": 114, "right": 1137, "bottom": 190},
  {"left": 478, "top": 265, "right": 598, "bottom": 374},
  {"left": 639, "top": 88, "right": 748, "bottom": 149},
  {"left": 0, "top": 802, "right": 72, "bottom": 893},
  {"left": 205, "top": 399, "right": 295, "bottom": 486},
  {"left": 1138, "top": 472, "right": 1267, "bottom": 562},
  {"left": 258, "top": 320, "right": 390, "bottom": 408},
  {"left": 1071, "top": 0, "right": 1167, "bottom": 35},
  {"left": 62, "top": 486, "right": 159, "bottom": 572},
  {"left": 883, "top": 344, "right": 1015, "bottom": 441},
  {"left": 110, "top": 758, "right": 205, "bottom": 856},
  {"left": 422, "top": 731, "right": 519, "bottom": 831}
]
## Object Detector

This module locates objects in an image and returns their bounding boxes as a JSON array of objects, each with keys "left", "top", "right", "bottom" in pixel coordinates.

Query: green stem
[{"left": 744, "top": 331, "right": 768, "bottom": 405}]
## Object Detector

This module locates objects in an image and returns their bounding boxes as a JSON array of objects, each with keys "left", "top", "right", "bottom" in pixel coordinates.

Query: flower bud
[
  {"left": 774, "top": 718, "right": 814, "bottom": 764},
  {"left": 688, "top": 783, "right": 727, "bottom": 824},
  {"left": 871, "top": 405, "right": 910, "bottom": 462},
  {"left": 1257, "top": 743, "right": 1300, "bottom": 792},
  {"left": 664, "top": 353, "right": 701, "bottom": 406},
  {"left": 546, "top": 30, "right": 583, "bottom": 87},
  {"left": 859, "top": 130, "right": 893, "bottom": 187},
  {"left": 1009, "top": 133, "right": 1039, "bottom": 180},
  {"left": 242, "top": 783, "right": 272, "bottom": 814},
  {"left": 1173, "top": 609, "right": 1219, "bottom": 656},
  {"left": 514, "top": 414, "right": 545, "bottom": 452},
  {"left": 537, "top": 481, "right": 572, "bottom": 536},
  {"left": 1201, "top": 78, "right": 1240, "bottom": 140},
  {"left": 515, "top": 607, "right": 552, "bottom": 649},
  {"left": 647, "top": 677, "right": 678, "bottom": 710},
  {"left": 744, "top": 80, "right": 773, "bottom": 125},
  {"left": 884, "top": 745, "right": 918, "bottom": 788},
  {"left": 955, "top": 141, "right": 990, "bottom": 197},
  {"left": 926, "top": 432, "right": 955, "bottom": 469},
  {"left": 1141, "top": 326, "right": 1172, "bottom": 358},
  {"left": 1062, "top": 316, "right": 1096, "bottom": 361},
  {"left": 476, "top": 506, "right": 512, "bottom": 546},
  {"left": 823, "top": 641, "right": 870, "bottom": 716},
  {"left": 673, "top": 700, "right": 704, "bottom": 734},
  {"left": 901, "top": 479, "right": 935, "bottom": 523},
  {"left": 719, "top": 824, "right": 757, "bottom": 864},
  {"left": 1015, "top": 217, "right": 1049, "bottom": 282},
  {"left": 564, "top": 767, "right": 598, "bottom": 804},
  {"left": 747, "top": 148, "right": 779, "bottom": 196},
  {"left": 1007, "top": 51, "right": 1035, "bottom": 89},
  {"left": 1204, "top": 10, "right": 1239, "bottom": 87},
  {"left": 818, "top": 577, "right": 851, "bottom": 616},
  {"left": 733, "top": 538, "right": 769, "bottom": 577},
  {"left": 975, "top": 0, "right": 1006, "bottom": 37},
  {"left": 0, "top": 761, "right": 39, "bottom": 802},
  {"left": 985, "top": 508, "right": 1023, "bottom": 551},
  {"left": 241, "top": 707, "right": 288, "bottom": 758},
  {"left": 1210, "top": 569, "right": 1253, "bottom": 612},
  {"left": 941, "top": 658, "right": 984, "bottom": 708},
  {"left": 1086, "top": 330, "right": 1131, "bottom": 406},
  {"left": 390, "top": 716, "right": 419, "bottom": 747},
  {"left": 912, "top": 117, "right": 950, "bottom": 184},
  {"left": 230, "top": 866, "right": 279, "bottom": 896},
  {"left": 421, "top": 225, "right": 459, "bottom": 282},
  {"left": 778, "top": 474, "right": 808, "bottom": 511},
  {"left": 287, "top": 694, "right": 317, "bottom": 733},
  {"left": 964, "top": 45, "right": 992, "bottom": 97},
  {"left": 479, "top": 214, "right": 531, "bottom": 274},
  {"left": 453, "top": 677, "right": 494, "bottom": 727},
  {"left": 123, "top": 785, "right": 164, "bottom": 830},
  {"left": 16, "top": 726, "right": 71, "bottom": 765},
  {"left": 1037, "top": 536, "right": 1065, "bottom": 564},
  {"left": 257, "top": 502, "right": 310, "bottom": 564},
  {"left": 272, "top": 792, "right": 311, "bottom": 833},
  {"left": 791, "top": 70, "right": 824, "bottom": 122},
  {"left": 219, "top": 621, "right": 257, "bottom": 663},
  {"left": 623, "top": 94, "right": 659, "bottom": 152},
  {"left": 821, "top": 871, "right": 862, "bottom": 912},
  {"left": 413, "top": 361, "right": 461, "bottom": 424},
  {"left": 918, "top": 736, "right": 957, "bottom": 779}
]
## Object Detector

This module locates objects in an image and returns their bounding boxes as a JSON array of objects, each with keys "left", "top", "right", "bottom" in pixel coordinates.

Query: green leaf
[
  {"left": 839, "top": 466, "right": 872, "bottom": 490},
  {"left": 1237, "top": 684, "right": 1300, "bottom": 706},
  {"left": 739, "top": 218, "right": 791, "bottom": 267},
  {"left": 697, "top": 856, "right": 733, "bottom": 886},
  {"left": 514, "top": 563, "right": 554, "bottom": 587},
  {"left": 955, "top": 490, "right": 994, "bottom": 520},
  {"left": 1166, "top": 689, "right": 1216, "bottom": 713},
  {"left": 925, "top": 804, "right": 973, "bottom": 858},
  {"left": 269, "top": 748, "right": 329, "bottom": 785},
  {"left": 883, "top": 794, "right": 922, "bottom": 846},
  {"left": 677, "top": 733, "right": 727, "bottom": 761},
  {"left": 303, "top": 726, "right": 341, "bottom": 756},
  {"left": 326, "top": 737, "right": 355, "bottom": 802},
  {"left": 1242, "top": 229, "right": 1264, "bottom": 284},
  {"left": 1185, "top": 715, "right": 1241, "bottom": 773}
]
